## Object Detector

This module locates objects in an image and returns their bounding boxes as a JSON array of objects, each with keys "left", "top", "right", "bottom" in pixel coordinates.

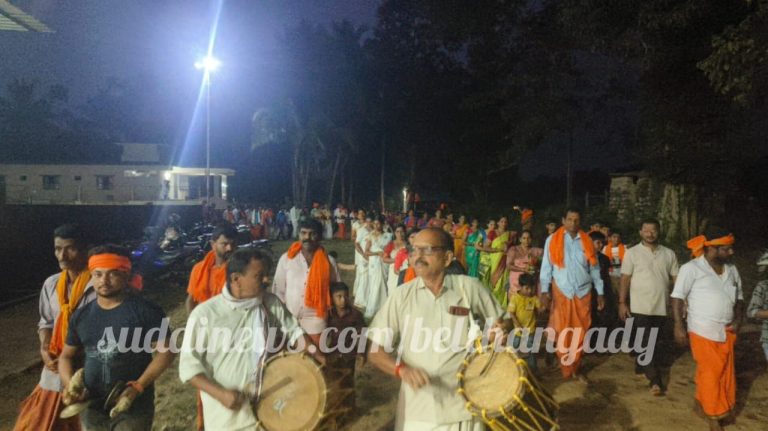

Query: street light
[
  {"left": 195, "top": 55, "right": 220, "bottom": 202},
  {"left": 402, "top": 187, "right": 408, "bottom": 214}
]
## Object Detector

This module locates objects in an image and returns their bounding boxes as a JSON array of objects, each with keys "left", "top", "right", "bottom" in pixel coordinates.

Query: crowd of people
[{"left": 11, "top": 202, "right": 768, "bottom": 431}]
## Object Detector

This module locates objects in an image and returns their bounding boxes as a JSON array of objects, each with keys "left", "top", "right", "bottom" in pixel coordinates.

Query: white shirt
[
  {"left": 671, "top": 256, "right": 743, "bottom": 342},
  {"left": 179, "top": 293, "right": 304, "bottom": 430},
  {"left": 620, "top": 243, "right": 679, "bottom": 316},
  {"left": 368, "top": 275, "right": 505, "bottom": 426},
  {"left": 37, "top": 273, "right": 96, "bottom": 391},
  {"left": 271, "top": 250, "right": 341, "bottom": 319}
]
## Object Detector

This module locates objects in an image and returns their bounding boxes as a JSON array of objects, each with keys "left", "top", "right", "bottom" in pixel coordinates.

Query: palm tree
[{"left": 251, "top": 100, "right": 329, "bottom": 207}]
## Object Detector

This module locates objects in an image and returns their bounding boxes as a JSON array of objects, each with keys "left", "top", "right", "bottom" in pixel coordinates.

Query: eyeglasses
[{"left": 408, "top": 245, "right": 446, "bottom": 256}]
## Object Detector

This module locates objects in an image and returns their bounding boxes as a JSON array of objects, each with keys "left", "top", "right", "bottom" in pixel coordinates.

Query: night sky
[{"left": 2, "top": 0, "right": 627, "bottom": 185}]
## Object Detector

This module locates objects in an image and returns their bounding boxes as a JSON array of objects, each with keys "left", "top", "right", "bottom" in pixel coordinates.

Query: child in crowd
[
  {"left": 602, "top": 231, "right": 626, "bottom": 295},
  {"left": 325, "top": 282, "right": 366, "bottom": 420},
  {"left": 748, "top": 252, "right": 768, "bottom": 365},
  {"left": 590, "top": 230, "right": 617, "bottom": 330},
  {"left": 508, "top": 273, "right": 542, "bottom": 371}
]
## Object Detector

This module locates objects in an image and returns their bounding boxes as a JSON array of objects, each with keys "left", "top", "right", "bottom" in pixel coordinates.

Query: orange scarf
[
  {"left": 187, "top": 251, "right": 227, "bottom": 303},
  {"left": 548, "top": 226, "right": 597, "bottom": 269},
  {"left": 404, "top": 266, "right": 416, "bottom": 283},
  {"left": 287, "top": 242, "right": 331, "bottom": 318},
  {"left": 687, "top": 234, "right": 735, "bottom": 258},
  {"left": 602, "top": 243, "right": 625, "bottom": 261},
  {"left": 49, "top": 270, "right": 91, "bottom": 355}
]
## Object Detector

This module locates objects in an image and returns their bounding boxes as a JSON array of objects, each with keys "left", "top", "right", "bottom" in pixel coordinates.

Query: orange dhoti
[
  {"left": 689, "top": 330, "right": 737, "bottom": 419},
  {"left": 549, "top": 282, "right": 592, "bottom": 378},
  {"left": 14, "top": 385, "right": 80, "bottom": 431},
  {"left": 336, "top": 222, "right": 346, "bottom": 239}
]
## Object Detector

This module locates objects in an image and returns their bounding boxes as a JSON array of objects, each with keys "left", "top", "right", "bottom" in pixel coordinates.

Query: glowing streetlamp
[
  {"left": 195, "top": 55, "right": 220, "bottom": 202},
  {"left": 402, "top": 187, "right": 408, "bottom": 213}
]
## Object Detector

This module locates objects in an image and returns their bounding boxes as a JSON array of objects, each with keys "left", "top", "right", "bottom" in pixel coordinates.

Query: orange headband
[
  {"left": 88, "top": 253, "right": 132, "bottom": 272},
  {"left": 686, "top": 234, "right": 735, "bottom": 258}
]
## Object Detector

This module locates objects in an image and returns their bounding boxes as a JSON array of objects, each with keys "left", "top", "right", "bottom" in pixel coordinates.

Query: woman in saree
[
  {"left": 382, "top": 224, "right": 408, "bottom": 296},
  {"left": 464, "top": 218, "right": 485, "bottom": 277},
  {"left": 478, "top": 217, "right": 516, "bottom": 307},
  {"left": 477, "top": 219, "right": 497, "bottom": 285},
  {"left": 506, "top": 230, "right": 543, "bottom": 296},
  {"left": 452, "top": 215, "right": 469, "bottom": 268},
  {"left": 362, "top": 217, "right": 391, "bottom": 319}
]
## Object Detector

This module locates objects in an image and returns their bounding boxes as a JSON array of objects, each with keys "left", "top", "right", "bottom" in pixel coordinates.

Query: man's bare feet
[
  {"left": 707, "top": 417, "right": 724, "bottom": 431},
  {"left": 693, "top": 401, "right": 705, "bottom": 419}
]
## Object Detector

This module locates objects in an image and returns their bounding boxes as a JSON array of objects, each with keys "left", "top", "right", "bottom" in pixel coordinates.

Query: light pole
[{"left": 195, "top": 55, "right": 221, "bottom": 202}]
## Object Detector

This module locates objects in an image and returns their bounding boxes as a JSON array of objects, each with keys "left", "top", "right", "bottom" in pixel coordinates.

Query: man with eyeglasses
[{"left": 367, "top": 228, "right": 505, "bottom": 431}]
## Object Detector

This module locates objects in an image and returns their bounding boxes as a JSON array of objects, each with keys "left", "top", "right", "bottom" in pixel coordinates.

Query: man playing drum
[
  {"left": 367, "top": 228, "right": 506, "bottom": 431},
  {"left": 179, "top": 248, "right": 323, "bottom": 430}
]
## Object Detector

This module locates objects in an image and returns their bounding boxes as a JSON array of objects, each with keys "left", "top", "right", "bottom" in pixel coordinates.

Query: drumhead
[
  {"left": 461, "top": 349, "right": 525, "bottom": 413},
  {"left": 256, "top": 353, "right": 327, "bottom": 431}
]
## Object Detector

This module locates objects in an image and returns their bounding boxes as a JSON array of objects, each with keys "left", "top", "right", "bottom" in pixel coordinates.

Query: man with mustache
[
  {"left": 272, "top": 219, "right": 341, "bottom": 347},
  {"left": 184, "top": 223, "right": 238, "bottom": 429},
  {"left": 367, "top": 228, "right": 505, "bottom": 431},
  {"left": 186, "top": 223, "right": 238, "bottom": 313},
  {"left": 15, "top": 224, "right": 95, "bottom": 431},
  {"left": 671, "top": 227, "right": 743, "bottom": 431},
  {"left": 539, "top": 207, "right": 605, "bottom": 380},
  {"left": 618, "top": 218, "right": 679, "bottom": 396}
]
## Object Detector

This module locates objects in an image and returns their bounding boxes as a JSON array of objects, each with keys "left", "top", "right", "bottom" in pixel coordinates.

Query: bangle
[
  {"left": 394, "top": 362, "right": 405, "bottom": 379},
  {"left": 126, "top": 381, "right": 144, "bottom": 394}
]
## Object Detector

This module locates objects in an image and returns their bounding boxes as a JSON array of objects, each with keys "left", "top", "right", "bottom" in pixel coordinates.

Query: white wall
[{"left": 0, "top": 164, "right": 164, "bottom": 204}]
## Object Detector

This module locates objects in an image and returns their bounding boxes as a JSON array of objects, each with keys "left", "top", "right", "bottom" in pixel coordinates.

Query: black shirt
[{"left": 67, "top": 293, "right": 167, "bottom": 399}]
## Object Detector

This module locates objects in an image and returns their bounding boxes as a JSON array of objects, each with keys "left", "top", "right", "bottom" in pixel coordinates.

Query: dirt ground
[{"left": 1, "top": 239, "right": 767, "bottom": 430}]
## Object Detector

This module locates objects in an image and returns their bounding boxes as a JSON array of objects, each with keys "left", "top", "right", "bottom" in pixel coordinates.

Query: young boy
[
  {"left": 590, "top": 231, "right": 617, "bottom": 330},
  {"left": 508, "top": 273, "right": 542, "bottom": 370},
  {"left": 748, "top": 252, "right": 768, "bottom": 365},
  {"left": 325, "top": 282, "right": 365, "bottom": 418},
  {"left": 602, "top": 231, "right": 626, "bottom": 294}
]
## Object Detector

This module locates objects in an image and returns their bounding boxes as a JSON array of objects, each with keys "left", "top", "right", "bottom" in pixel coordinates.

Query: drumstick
[
  {"left": 479, "top": 349, "right": 497, "bottom": 377},
  {"left": 256, "top": 376, "right": 293, "bottom": 401}
]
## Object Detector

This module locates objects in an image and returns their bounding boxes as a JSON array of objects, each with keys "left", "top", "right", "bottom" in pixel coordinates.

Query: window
[
  {"left": 42, "top": 175, "right": 61, "bottom": 190},
  {"left": 19, "top": 175, "right": 27, "bottom": 181},
  {"left": 74, "top": 175, "right": 82, "bottom": 181},
  {"left": 96, "top": 175, "right": 114, "bottom": 190}
]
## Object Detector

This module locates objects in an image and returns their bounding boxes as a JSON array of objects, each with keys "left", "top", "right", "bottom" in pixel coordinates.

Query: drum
[
  {"left": 457, "top": 344, "right": 559, "bottom": 431},
  {"left": 254, "top": 352, "right": 352, "bottom": 431}
]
